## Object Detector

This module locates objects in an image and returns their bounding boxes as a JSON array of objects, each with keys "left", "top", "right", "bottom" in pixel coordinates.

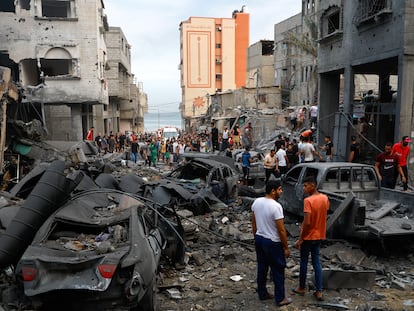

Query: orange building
[{"left": 179, "top": 6, "right": 250, "bottom": 131}]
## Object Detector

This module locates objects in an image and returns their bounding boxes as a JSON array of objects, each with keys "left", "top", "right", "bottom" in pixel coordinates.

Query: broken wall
[{"left": 0, "top": 0, "right": 109, "bottom": 140}]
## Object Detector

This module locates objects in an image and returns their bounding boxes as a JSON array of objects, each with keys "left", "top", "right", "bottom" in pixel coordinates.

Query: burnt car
[
  {"left": 159, "top": 156, "right": 239, "bottom": 214},
  {"left": 279, "top": 162, "right": 414, "bottom": 243},
  {"left": 15, "top": 190, "right": 185, "bottom": 311}
]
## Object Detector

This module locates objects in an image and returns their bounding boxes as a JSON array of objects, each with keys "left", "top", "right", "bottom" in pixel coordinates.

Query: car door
[
  {"left": 280, "top": 165, "right": 304, "bottom": 216},
  {"left": 281, "top": 166, "right": 319, "bottom": 216},
  {"left": 209, "top": 167, "right": 226, "bottom": 199},
  {"left": 222, "top": 166, "right": 237, "bottom": 198}
]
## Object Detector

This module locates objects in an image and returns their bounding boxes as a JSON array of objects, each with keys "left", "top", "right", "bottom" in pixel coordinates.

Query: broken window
[
  {"left": 321, "top": 6, "right": 342, "bottom": 38},
  {"left": 40, "top": 59, "right": 71, "bottom": 76},
  {"left": 0, "top": 0, "right": 15, "bottom": 12},
  {"left": 41, "top": 0, "right": 74, "bottom": 18},
  {"left": 354, "top": 0, "right": 392, "bottom": 25}
]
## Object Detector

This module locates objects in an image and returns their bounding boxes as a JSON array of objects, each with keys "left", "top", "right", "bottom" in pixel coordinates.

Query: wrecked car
[
  {"left": 15, "top": 190, "right": 185, "bottom": 311},
  {"left": 151, "top": 157, "right": 239, "bottom": 215},
  {"left": 279, "top": 162, "right": 414, "bottom": 244}
]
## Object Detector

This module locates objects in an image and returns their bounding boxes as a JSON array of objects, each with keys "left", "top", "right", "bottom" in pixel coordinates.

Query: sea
[{"left": 144, "top": 111, "right": 182, "bottom": 132}]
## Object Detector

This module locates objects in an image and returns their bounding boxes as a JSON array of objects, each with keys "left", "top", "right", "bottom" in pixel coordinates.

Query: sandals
[
  {"left": 276, "top": 297, "right": 292, "bottom": 307},
  {"left": 313, "top": 291, "right": 324, "bottom": 301},
  {"left": 259, "top": 292, "right": 274, "bottom": 300},
  {"left": 291, "top": 287, "right": 305, "bottom": 296}
]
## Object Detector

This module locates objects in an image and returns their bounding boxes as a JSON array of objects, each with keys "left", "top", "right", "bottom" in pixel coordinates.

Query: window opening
[
  {"left": 42, "top": 0, "right": 70, "bottom": 18},
  {"left": 19, "top": 0, "right": 31, "bottom": 10},
  {"left": 328, "top": 11, "right": 340, "bottom": 34},
  {"left": 40, "top": 59, "right": 71, "bottom": 76},
  {"left": 0, "top": 0, "right": 15, "bottom": 12}
]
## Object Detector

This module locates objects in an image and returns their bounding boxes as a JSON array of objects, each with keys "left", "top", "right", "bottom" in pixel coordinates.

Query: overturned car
[{"left": 14, "top": 189, "right": 185, "bottom": 311}]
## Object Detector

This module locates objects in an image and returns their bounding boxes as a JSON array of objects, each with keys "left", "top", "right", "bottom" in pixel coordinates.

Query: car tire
[{"left": 133, "top": 278, "right": 157, "bottom": 311}]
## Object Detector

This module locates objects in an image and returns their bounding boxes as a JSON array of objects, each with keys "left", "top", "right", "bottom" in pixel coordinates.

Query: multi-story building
[
  {"left": 105, "top": 27, "right": 147, "bottom": 134},
  {"left": 246, "top": 40, "right": 281, "bottom": 111},
  {"left": 274, "top": 2, "right": 318, "bottom": 112},
  {"left": 179, "top": 6, "right": 250, "bottom": 132},
  {"left": 0, "top": 0, "right": 128, "bottom": 141},
  {"left": 317, "top": 0, "right": 414, "bottom": 170}
]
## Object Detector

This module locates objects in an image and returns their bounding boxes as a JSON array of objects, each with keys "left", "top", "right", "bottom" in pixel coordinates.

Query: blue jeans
[
  {"left": 131, "top": 152, "right": 138, "bottom": 163},
  {"left": 299, "top": 240, "right": 323, "bottom": 291},
  {"left": 254, "top": 235, "right": 286, "bottom": 303}
]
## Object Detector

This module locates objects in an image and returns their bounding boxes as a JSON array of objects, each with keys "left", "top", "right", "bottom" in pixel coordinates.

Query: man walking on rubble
[
  {"left": 375, "top": 142, "right": 406, "bottom": 189},
  {"left": 251, "top": 180, "right": 292, "bottom": 307},
  {"left": 392, "top": 136, "right": 411, "bottom": 191},
  {"left": 293, "top": 176, "right": 329, "bottom": 302}
]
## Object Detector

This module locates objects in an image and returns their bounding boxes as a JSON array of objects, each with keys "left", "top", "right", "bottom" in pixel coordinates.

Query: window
[
  {"left": 40, "top": 47, "right": 76, "bottom": 78},
  {"left": 19, "top": 0, "right": 30, "bottom": 10},
  {"left": 321, "top": 6, "right": 342, "bottom": 38},
  {"left": 41, "top": 0, "right": 74, "bottom": 18},
  {"left": 215, "top": 43, "right": 222, "bottom": 49},
  {"left": 328, "top": 11, "right": 340, "bottom": 34},
  {"left": 285, "top": 166, "right": 302, "bottom": 183},
  {"left": 41, "top": 59, "right": 71, "bottom": 76},
  {"left": 0, "top": 0, "right": 15, "bottom": 12},
  {"left": 354, "top": 0, "right": 392, "bottom": 25}
]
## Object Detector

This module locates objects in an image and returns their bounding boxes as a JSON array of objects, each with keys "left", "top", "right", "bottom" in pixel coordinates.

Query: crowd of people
[{"left": 86, "top": 118, "right": 411, "bottom": 191}]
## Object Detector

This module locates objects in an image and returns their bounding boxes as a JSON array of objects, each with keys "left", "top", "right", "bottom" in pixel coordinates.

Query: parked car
[{"left": 16, "top": 190, "right": 185, "bottom": 311}]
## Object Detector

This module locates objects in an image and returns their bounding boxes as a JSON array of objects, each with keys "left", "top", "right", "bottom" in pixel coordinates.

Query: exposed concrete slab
[{"left": 366, "top": 201, "right": 400, "bottom": 220}]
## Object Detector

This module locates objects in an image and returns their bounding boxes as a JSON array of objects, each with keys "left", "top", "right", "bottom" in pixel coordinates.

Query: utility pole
[{"left": 255, "top": 68, "right": 260, "bottom": 114}]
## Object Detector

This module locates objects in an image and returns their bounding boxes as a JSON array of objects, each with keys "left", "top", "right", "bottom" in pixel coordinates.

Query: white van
[{"left": 162, "top": 127, "right": 179, "bottom": 142}]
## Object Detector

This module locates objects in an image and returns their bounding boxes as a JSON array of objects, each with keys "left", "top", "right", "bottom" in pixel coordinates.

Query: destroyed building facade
[
  {"left": 0, "top": 0, "right": 147, "bottom": 141},
  {"left": 317, "top": 0, "right": 414, "bottom": 171}
]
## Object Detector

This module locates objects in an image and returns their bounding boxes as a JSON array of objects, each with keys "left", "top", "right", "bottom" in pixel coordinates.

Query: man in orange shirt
[
  {"left": 292, "top": 176, "right": 330, "bottom": 301},
  {"left": 392, "top": 136, "right": 411, "bottom": 191}
]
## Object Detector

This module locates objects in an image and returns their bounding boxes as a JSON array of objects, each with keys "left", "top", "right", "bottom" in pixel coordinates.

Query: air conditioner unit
[{"left": 215, "top": 59, "right": 222, "bottom": 64}]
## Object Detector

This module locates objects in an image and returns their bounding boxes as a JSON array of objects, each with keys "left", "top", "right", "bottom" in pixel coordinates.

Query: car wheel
[{"left": 133, "top": 278, "right": 157, "bottom": 311}]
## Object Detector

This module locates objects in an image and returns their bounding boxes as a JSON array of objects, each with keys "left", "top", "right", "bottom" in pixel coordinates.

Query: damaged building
[
  {"left": 317, "top": 0, "right": 414, "bottom": 174},
  {"left": 0, "top": 0, "right": 147, "bottom": 141}
]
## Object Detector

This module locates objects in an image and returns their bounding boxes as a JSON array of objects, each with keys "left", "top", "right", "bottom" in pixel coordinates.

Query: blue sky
[{"left": 104, "top": 0, "right": 302, "bottom": 113}]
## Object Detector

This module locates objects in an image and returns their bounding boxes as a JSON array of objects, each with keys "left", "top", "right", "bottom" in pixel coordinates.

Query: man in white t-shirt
[
  {"left": 276, "top": 144, "right": 289, "bottom": 176},
  {"left": 309, "top": 104, "right": 318, "bottom": 128},
  {"left": 300, "top": 136, "right": 321, "bottom": 162},
  {"left": 251, "top": 180, "right": 292, "bottom": 306}
]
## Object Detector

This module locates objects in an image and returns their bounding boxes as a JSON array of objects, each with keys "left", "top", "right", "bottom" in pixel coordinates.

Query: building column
[
  {"left": 71, "top": 104, "right": 83, "bottom": 141},
  {"left": 319, "top": 72, "right": 341, "bottom": 159}
]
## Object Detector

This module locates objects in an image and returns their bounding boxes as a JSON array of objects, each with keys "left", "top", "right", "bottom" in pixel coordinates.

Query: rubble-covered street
[
  {"left": 157, "top": 202, "right": 414, "bottom": 311},
  {"left": 0, "top": 143, "right": 414, "bottom": 311}
]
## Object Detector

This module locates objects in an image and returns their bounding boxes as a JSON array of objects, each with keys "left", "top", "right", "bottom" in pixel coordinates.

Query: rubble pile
[{"left": 0, "top": 142, "right": 413, "bottom": 310}]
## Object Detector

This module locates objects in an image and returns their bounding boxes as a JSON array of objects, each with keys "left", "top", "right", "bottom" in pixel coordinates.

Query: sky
[{"left": 104, "top": 0, "right": 302, "bottom": 113}]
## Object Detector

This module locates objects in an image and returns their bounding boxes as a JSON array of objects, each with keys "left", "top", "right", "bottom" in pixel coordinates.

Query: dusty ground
[{"left": 156, "top": 201, "right": 414, "bottom": 311}]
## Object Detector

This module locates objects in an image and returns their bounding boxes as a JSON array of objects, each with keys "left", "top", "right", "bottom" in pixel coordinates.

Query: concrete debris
[
  {"left": 229, "top": 275, "right": 243, "bottom": 282},
  {"left": 165, "top": 288, "right": 182, "bottom": 300}
]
